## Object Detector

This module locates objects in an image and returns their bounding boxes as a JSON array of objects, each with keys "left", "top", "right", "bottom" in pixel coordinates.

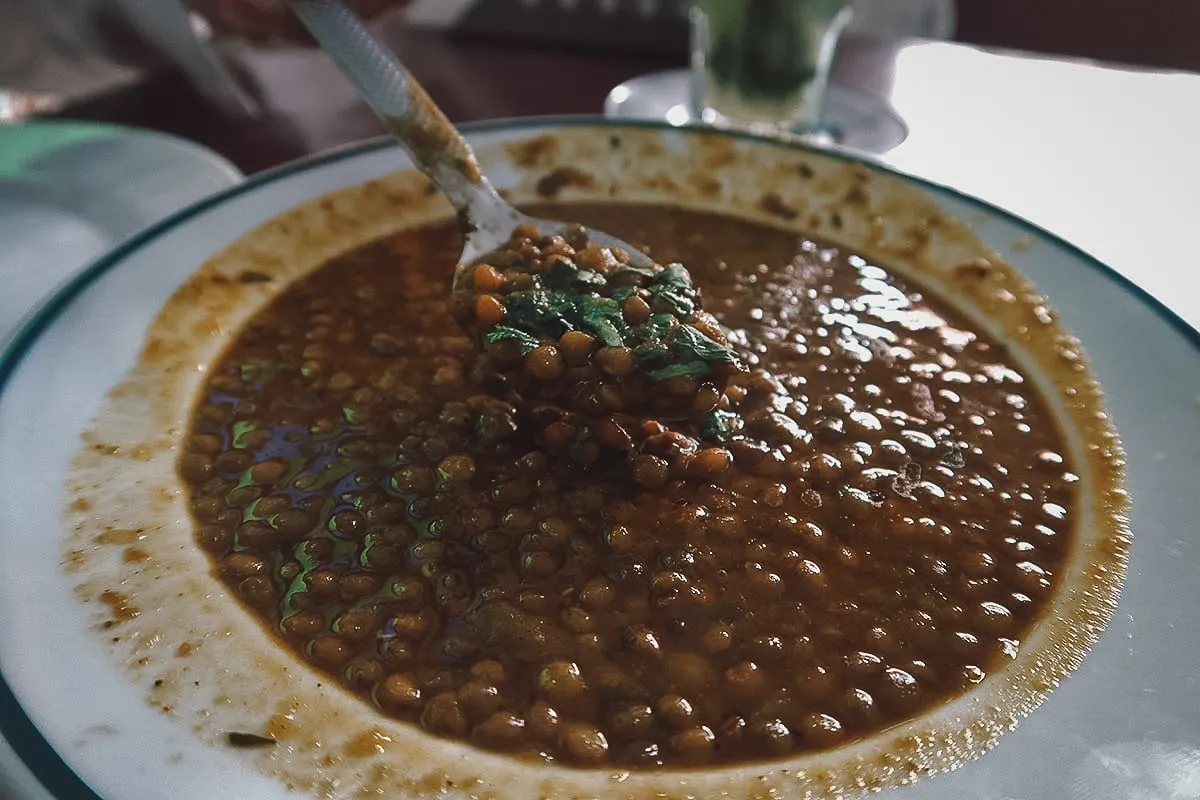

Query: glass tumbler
[{"left": 689, "top": 0, "right": 853, "bottom": 135}]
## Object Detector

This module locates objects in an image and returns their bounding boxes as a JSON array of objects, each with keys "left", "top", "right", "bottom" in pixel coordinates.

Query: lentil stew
[{"left": 182, "top": 201, "right": 1080, "bottom": 769}]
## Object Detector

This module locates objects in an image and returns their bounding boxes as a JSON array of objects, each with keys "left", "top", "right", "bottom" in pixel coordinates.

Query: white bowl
[{"left": 1, "top": 118, "right": 1195, "bottom": 800}]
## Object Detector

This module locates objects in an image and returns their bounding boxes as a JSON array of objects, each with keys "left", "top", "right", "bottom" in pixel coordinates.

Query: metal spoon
[{"left": 284, "top": 0, "right": 656, "bottom": 286}]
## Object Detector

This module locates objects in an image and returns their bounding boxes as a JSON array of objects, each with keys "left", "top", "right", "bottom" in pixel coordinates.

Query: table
[
  {"left": 4, "top": 23, "right": 1200, "bottom": 800},
  {"left": 882, "top": 41, "right": 1200, "bottom": 333}
]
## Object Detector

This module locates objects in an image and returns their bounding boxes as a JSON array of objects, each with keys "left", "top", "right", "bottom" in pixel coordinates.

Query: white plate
[
  {"left": 0, "top": 121, "right": 242, "bottom": 344},
  {"left": 603, "top": 68, "right": 909, "bottom": 154},
  {"left": 0, "top": 120, "right": 239, "bottom": 799},
  {"left": 0, "top": 118, "right": 1197, "bottom": 800}
]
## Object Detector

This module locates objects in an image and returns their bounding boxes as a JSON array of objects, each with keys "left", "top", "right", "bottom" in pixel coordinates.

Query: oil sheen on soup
[{"left": 180, "top": 203, "right": 1076, "bottom": 768}]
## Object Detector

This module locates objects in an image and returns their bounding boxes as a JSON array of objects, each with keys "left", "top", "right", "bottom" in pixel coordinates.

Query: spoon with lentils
[{"left": 286, "top": 0, "right": 745, "bottom": 423}]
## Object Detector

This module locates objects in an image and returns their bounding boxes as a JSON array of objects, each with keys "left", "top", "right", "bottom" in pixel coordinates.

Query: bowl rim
[{"left": 0, "top": 114, "right": 1192, "bottom": 800}]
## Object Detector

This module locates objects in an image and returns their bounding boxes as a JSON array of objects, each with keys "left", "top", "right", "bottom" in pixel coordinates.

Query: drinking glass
[
  {"left": 689, "top": 0, "right": 853, "bottom": 135},
  {"left": 606, "top": 0, "right": 930, "bottom": 154}
]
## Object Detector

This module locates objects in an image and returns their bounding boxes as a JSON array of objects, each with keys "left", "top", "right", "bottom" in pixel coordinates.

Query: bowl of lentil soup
[{"left": 5, "top": 117, "right": 1180, "bottom": 800}]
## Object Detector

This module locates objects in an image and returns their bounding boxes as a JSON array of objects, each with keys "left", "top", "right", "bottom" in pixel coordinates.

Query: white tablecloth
[{"left": 883, "top": 41, "right": 1200, "bottom": 331}]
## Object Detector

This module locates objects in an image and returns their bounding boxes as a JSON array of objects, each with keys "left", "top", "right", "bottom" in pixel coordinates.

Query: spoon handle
[{"left": 287, "top": 0, "right": 502, "bottom": 219}]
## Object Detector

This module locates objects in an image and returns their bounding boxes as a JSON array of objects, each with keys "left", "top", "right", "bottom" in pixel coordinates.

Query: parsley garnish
[
  {"left": 489, "top": 251, "right": 742, "bottom": 381},
  {"left": 486, "top": 325, "right": 541, "bottom": 354},
  {"left": 674, "top": 324, "right": 741, "bottom": 366},
  {"left": 645, "top": 361, "right": 711, "bottom": 381},
  {"left": 700, "top": 409, "right": 737, "bottom": 442}
]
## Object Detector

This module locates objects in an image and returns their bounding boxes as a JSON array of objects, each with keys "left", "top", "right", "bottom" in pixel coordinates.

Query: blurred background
[
  {"left": 956, "top": 0, "right": 1199, "bottom": 73},
  {"left": 3, "top": 0, "right": 1196, "bottom": 119},
  {"left": 398, "top": 0, "right": 1200, "bottom": 72}
]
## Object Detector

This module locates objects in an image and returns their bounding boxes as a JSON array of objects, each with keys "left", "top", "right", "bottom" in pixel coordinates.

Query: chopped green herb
[
  {"left": 503, "top": 290, "right": 551, "bottom": 326},
  {"left": 581, "top": 297, "right": 627, "bottom": 347},
  {"left": 486, "top": 325, "right": 541, "bottom": 354},
  {"left": 646, "top": 361, "right": 711, "bottom": 381},
  {"left": 633, "top": 341, "right": 672, "bottom": 366},
  {"left": 646, "top": 263, "right": 700, "bottom": 316},
  {"left": 631, "top": 313, "right": 678, "bottom": 366},
  {"left": 574, "top": 270, "right": 606, "bottom": 289},
  {"left": 648, "top": 284, "right": 696, "bottom": 316},
  {"left": 591, "top": 319, "right": 624, "bottom": 348},
  {"left": 658, "top": 264, "right": 694, "bottom": 288},
  {"left": 504, "top": 289, "right": 578, "bottom": 334},
  {"left": 544, "top": 260, "right": 577, "bottom": 290},
  {"left": 674, "top": 324, "right": 742, "bottom": 366},
  {"left": 612, "top": 263, "right": 658, "bottom": 279},
  {"left": 700, "top": 409, "right": 737, "bottom": 442},
  {"left": 239, "top": 358, "right": 281, "bottom": 384},
  {"left": 544, "top": 259, "right": 608, "bottom": 293},
  {"left": 482, "top": 241, "right": 742, "bottom": 387}
]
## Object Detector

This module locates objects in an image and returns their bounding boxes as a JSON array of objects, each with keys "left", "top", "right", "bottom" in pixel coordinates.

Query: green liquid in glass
[{"left": 692, "top": 0, "right": 851, "bottom": 131}]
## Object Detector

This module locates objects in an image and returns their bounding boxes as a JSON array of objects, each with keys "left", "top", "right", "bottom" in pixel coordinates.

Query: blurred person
[{"left": 198, "top": 0, "right": 411, "bottom": 41}]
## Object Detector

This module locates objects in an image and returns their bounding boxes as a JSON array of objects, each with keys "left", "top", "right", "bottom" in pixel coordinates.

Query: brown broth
[{"left": 180, "top": 203, "right": 1075, "bottom": 768}]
